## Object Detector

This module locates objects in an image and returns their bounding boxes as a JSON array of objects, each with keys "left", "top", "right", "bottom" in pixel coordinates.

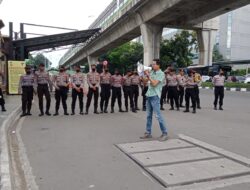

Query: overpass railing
[{"left": 59, "top": 0, "right": 141, "bottom": 66}]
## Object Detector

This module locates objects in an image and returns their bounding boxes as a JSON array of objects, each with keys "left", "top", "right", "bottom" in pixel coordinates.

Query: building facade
[{"left": 218, "top": 5, "right": 250, "bottom": 61}]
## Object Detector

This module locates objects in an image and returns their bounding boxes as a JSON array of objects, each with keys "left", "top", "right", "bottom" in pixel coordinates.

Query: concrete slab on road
[{"left": 13, "top": 90, "right": 250, "bottom": 190}]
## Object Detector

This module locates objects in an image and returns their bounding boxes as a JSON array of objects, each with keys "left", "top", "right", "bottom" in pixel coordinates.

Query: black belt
[
  {"left": 38, "top": 84, "right": 48, "bottom": 86},
  {"left": 22, "top": 86, "right": 33, "bottom": 88}
]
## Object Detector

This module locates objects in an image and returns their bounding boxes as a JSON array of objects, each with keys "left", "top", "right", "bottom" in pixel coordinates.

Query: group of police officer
[
  {"left": 18, "top": 63, "right": 146, "bottom": 117},
  {"left": 18, "top": 62, "right": 225, "bottom": 117},
  {"left": 159, "top": 67, "right": 202, "bottom": 114}
]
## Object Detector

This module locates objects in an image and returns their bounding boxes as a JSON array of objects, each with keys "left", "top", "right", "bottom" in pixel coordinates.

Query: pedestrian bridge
[{"left": 59, "top": 0, "right": 250, "bottom": 68}]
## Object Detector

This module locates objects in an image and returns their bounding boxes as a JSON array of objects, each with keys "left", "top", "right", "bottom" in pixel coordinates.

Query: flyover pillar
[
  {"left": 196, "top": 18, "right": 219, "bottom": 66},
  {"left": 87, "top": 55, "right": 99, "bottom": 72},
  {"left": 196, "top": 29, "right": 217, "bottom": 66},
  {"left": 140, "top": 23, "right": 163, "bottom": 66}
]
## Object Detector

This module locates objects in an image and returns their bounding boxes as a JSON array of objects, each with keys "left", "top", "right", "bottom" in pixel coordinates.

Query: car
[
  {"left": 227, "top": 76, "right": 237, "bottom": 82},
  {"left": 201, "top": 75, "right": 211, "bottom": 82},
  {"left": 244, "top": 77, "right": 250, "bottom": 84},
  {"left": 235, "top": 76, "right": 246, "bottom": 83}
]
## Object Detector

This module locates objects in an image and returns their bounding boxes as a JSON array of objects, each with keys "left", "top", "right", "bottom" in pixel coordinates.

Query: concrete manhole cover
[{"left": 116, "top": 136, "right": 250, "bottom": 189}]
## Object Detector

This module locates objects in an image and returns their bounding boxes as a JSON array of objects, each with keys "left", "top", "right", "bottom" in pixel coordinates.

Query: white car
[
  {"left": 202, "top": 75, "right": 211, "bottom": 82},
  {"left": 244, "top": 77, "right": 250, "bottom": 84}
]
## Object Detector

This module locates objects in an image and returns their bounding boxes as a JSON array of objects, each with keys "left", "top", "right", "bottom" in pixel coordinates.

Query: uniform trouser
[
  {"left": 168, "top": 86, "right": 179, "bottom": 108},
  {"left": 71, "top": 86, "right": 83, "bottom": 113},
  {"left": 86, "top": 87, "right": 99, "bottom": 111},
  {"left": 0, "top": 88, "right": 5, "bottom": 109},
  {"left": 111, "top": 87, "right": 122, "bottom": 109},
  {"left": 37, "top": 84, "right": 51, "bottom": 113},
  {"left": 178, "top": 86, "right": 185, "bottom": 106},
  {"left": 194, "top": 85, "right": 200, "bottom": 107},
  {"left": 160, "top": 85, "right": 167, "bottom": 107},
  {"left": 131, "top": 85, "right": 139, "bottom": 109},
  {"left": 55, "top": 86, "right": 68, "bottom": 113},
  {"left": 100, "top": 84, "right": 111, "bottom": 111},
  {"left": 142, "top": 86, "right": 148, "bottom": 109},
  {"left": 123, "top": 86, "right": 134, "bottom": 110},
  {"left": 22, "top": 86, "right": 33, "bottom": 114},
  {"left": 185, "top": 88, "right": 196, "bottom": 111},
  {"left": 214, "top": 86, "right": 224, "bottom": 107}
]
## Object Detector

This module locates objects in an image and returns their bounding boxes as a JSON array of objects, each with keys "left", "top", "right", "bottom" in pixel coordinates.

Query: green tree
[
  {"left": 160, "top": 30, "right": 197, "bottom": 69},
  {"left": 213, "top": 45, "right": 224, "bottom": 62},
  {"left": 101, "top": 42, "right": 143, "bottom": 74},
  {"left": 26, "top": 53, "right": 52, "bottom": 69}
]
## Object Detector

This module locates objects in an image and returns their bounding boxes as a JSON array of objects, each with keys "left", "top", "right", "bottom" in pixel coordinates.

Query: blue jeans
[{"left": 146, "top": 96, "right": 167, "bottom": 134}]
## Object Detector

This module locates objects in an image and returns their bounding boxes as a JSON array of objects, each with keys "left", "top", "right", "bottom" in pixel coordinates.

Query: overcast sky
[{"left": 0, "top": 0, "right": 112, "bottom": 67}]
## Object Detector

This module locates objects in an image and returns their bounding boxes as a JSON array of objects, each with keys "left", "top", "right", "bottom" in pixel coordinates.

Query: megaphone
[{"left": 137, "top": 62, "right": 152, "bottom": 77}]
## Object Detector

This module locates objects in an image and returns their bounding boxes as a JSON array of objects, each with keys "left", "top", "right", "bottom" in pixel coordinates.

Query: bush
[{"left": 202, "top": 82, "right": 250, "bottom": 89}]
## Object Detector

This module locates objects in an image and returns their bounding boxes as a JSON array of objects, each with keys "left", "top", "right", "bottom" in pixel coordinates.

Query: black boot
[
  {"left": 125, "top": 107, "right": 128, "bottom": 112},
  {"left": 45, "top": 111, "right": 51, "bottom": 116},
  {"left": 20, "top": 113, "right": 26, "bottom": 117},
  {"left": 71, "top": 111, "right": 75, "bottom": 115},
  {"left": 85, "top": 108, "right": 89, "bottom": 115},
  {"left": 119, "top": 108, "right": 124, "bottom": 113},
  {"left": 39, "top": 112, "right": 44, "bottom": 117},
  {"left": 183, "top": 109, "right": 189, "bottom": 113},
  {"left": 2, "top": 105, "right": 6, "bottom": 112},
  {"left": 53, "top": 111, "right": 59, "bottom": 116},
  {"left": 104, "top": 107, "right": 108, "bottom": 113},
  {"left": 219, "top": 106, "right": 223, "bottom": 110},
  {"left": 192, "top": 109, "right": 196, "bottom": 114},
  {"left": 160, "top": 106, "right": 165, "bottom": 111},
  {"left": 94, "top": 109, "right": 99, "bottom": 114}
]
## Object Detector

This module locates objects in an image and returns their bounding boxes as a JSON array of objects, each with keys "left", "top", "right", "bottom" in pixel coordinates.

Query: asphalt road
[{"left": 15, "top": 90, "right": 250, "bottom": 190}]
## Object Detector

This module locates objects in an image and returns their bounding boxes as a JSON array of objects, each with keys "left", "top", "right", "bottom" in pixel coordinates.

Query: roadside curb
[
  {"left": 199, "top": 87, "right": 250, "bottom": 92},
  {"left": 0, "top": 106, "right": 21, "bottom": 190}
]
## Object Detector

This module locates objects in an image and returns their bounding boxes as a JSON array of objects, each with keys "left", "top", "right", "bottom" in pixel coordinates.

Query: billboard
[{"left": 8, "top": 60, "right": 25, "bottom": 94}]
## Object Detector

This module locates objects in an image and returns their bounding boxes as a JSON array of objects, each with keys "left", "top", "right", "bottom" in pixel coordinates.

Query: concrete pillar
[
  {"left": 140, "top": 23, "right": 163, "bottom": 66},
  {"left": 196, "top": 29, "right": 217, "bottom": 66},
  {"left": 87, "top": 55, "right": 98, "bottom": 72}
]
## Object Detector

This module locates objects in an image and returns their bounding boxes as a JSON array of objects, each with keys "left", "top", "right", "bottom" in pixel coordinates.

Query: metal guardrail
[{"left": 59, "top": 0, "right": 141, "bottom": 66}]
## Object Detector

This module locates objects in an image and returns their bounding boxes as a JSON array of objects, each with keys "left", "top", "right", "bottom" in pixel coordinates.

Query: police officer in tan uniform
[
  {"left": 110, "top": 69, "right": 124, "bottom": 113},
  {"left": 183, "top": 70, "right": 196, "bottom": 114},
  {"left": 18, "top": 65, "right": 36, "bottom": 117},
  {"left": 71, "top": 65, "right": 85, "bottom": 115},
  {"left": 35, "top": 63, "right": 52, "bottom": 116},
  {"left": 100, "top": 68, "right": 111, "bottom": 113},
  {"left": 131, "top": 71, "right": 140, "bottom": 111},
  {"left": 0, "top": 71, "right": 6, "bottom": 112},
  {"left": 86, "top": 64, "right": 100, "bottom": 115},
  {"left": 123, "top": 70, "right": 135, "bottom": 112},
  {"left": 53, "top": 66, "right": 70, "bottom": 116},
  {"left": 212, "top": 70, "right": 225, "bottom": 110}
]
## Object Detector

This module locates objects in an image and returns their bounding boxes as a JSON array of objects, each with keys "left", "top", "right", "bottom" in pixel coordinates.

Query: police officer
[
  {"left": 183, "top": 70, "right": 196, "bottom": 114},
  {"left": 53, "top": 66, "right": 70, "bottom": 116},
  {"left": 131, "top": 71, "right": 140, "bottom": 111},
  {"left": 110, "top": 69, "right": 124, "bottom": 113},
  {"left": 166, "top": 68, "right": 179, "bottom": 111},
  {"left": 177, "top": 69, "right": 185, "bottom": 108},
  {"left": 35, "top": 63, "right": 52, "bottom": 116},
  {"left": 160, "top": 72, "right": 167, "bottom": 110},
  {"left": 193, "top": 71, "right": 202, "bottom": 109},
  {"left": 86, "top": 64, "right": 100, "bottom": 115},
  {"left": 123, "top": 70, "right": 134, "bottom": 112},
  {"left": 18, "top": 65, "right": 35, "bottom": 117},
  {"left": 71, "top": 65, "right": 85, "bottom": 115},
  {"left": 100, "top": 67, "right": 111, "bottom": 113},
  {"left": 0, "top": 71, "right": 6, "bottom": 112},
  {"left": 212, "top": 70, "right": 225, "bottom": 110},
  {"left": 140, "top": 72, "right": 148, "bottom": 111}
]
